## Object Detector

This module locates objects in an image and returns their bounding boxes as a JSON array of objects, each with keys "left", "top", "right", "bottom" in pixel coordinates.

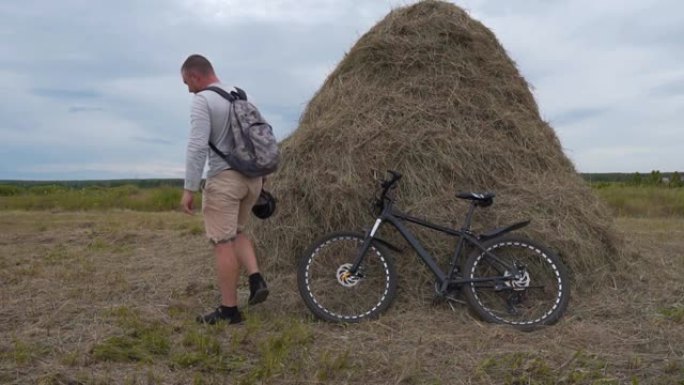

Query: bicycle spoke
[
  {"left": 463, "top": 238, "right": 569, "bottom": 328},
  {"left": 298, "top": 233, "right": 397, "bottom": 322}
]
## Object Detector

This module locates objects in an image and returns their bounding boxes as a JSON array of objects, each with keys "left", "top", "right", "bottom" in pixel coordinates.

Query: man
[{"left": 180, "top": 54, "right": 269, "bottom": 325}]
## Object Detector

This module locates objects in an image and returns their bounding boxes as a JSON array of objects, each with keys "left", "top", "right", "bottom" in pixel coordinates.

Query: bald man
[{"left": 180, "top": 54, "right": 268, "bottom": 325}]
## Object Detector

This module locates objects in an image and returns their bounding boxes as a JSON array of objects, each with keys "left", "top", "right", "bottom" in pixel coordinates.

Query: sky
[{"left": 1, "top": 0, "right": 682, "bottom": 180}]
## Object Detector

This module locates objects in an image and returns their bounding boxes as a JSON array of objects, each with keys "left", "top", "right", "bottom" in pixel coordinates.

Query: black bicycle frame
[{"left": 351, "top": 200, "right": 519, "bottom": 289}]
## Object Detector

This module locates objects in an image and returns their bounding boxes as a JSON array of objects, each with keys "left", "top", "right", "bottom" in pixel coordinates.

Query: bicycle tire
[
  {"left": 297, "top": 231, "right": 398, "bottom": 323},
  {"left": 462, "top": 236, "right": 570, "bottom": 330}
]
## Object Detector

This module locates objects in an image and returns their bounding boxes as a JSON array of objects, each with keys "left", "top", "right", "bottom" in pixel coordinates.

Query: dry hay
[{"left": 253, "top": 0, "right": 621, "bottom": 287}]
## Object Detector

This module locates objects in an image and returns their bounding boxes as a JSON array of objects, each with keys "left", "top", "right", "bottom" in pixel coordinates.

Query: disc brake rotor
[
  {"left": 504, "top": 269, "right": 531, "bottom": 291},
  {"left": 336, "top": 263, "right": 361, "bottom": 287}
]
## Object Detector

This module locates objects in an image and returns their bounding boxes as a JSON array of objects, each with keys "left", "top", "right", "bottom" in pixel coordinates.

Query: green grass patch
[
  {"left": 170, "top": 327, "right": 243, "bottom": 372},
  {"left": 476, "top": 350, "right": 618, "bottom": 384},
  {"left": 87, "top": 237, "right": 111, "bottom": 251},
  {"left": 187, "top": 224, "right": 204, "bottom": 236},
  {"left": 60, "top": 350, "right": 81, "bottom": 366},
  {"left": 92, "top": 335, "right": 156, "bottom": 363},
  {"left": 92, "top": 307, "right": 172, "bottom": 363},
  {"left": 477, "top": 352, "right": 555, "bottom": 384},
  {"left": 3, "top": 180, "right": 683, "bottom": 217},
  {"left": 252, "top": 318, "right": 313, "bottom": 379},
  {"left": 45, "top": 245, "right": 73, "bottom": 264},
  {"left": 0, "top": 184, "right": 186, "bottom": 211},
  {"left": 593, "top": 184, "right": 684, "bottom": 217},
  {"left": 0, "top": 184, "right": 23, "bottom": 196},
  {"left": 2, "top": 338, "right": 51, "bottom": 366},
  {"left": 170, "top": 350, "right": 242, "bottom": 373},
  {"left": 316, "top": 350, "right": 352, "bottom": 382},
  {"left": 93, "top": 307, "right": 312, "bottom": 375},
  {"left": 233, "top": 316, "right": 314, "bottom": 385},
  {"left": 659, "top": 305, "right": 684, "bottom": 323}
]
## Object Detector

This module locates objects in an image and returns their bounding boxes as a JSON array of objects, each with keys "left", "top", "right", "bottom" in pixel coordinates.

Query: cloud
[
  {"left": 182, "top": 0, "right": 391, "bottom": 25},
  {"left": 460, "top": 0, "right": 684, "bottom": 173},
  {"left": 17, "top": 161, "right": 185, "bottom": 180},
  {"left": 31, "top": 88, "right": 102, "bottom": 100},
  {"left": 549, "top": 108, "right": 608, "bottom": 127},
  {"left": 69, "top": 106, "right": 105, "bottom": 113},
  {"left": 131, "top": 137, "right": 176, "bottom": 145},
  {"left": 1, "top": 0, "right": 683, "bottom": 180},
  {"left": 576, "top": 144, "right": 683, "bottom": 173}
]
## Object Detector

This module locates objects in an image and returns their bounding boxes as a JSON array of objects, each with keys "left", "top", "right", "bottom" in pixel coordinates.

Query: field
[{"left": 1, "top": 185, "right": 683, "bottom": 384}]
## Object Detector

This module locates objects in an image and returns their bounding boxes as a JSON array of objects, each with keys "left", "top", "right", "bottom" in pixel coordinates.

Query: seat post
[{"left": 462, "top": 203, "right": 476, "bottom": 231}]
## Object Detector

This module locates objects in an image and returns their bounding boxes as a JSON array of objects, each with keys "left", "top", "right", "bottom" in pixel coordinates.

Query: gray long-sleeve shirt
[{"left": 184, "top": 83, "right": 234, "bottom": 191}]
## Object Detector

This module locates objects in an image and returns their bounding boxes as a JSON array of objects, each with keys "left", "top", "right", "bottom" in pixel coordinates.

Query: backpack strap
[
  {"left": 203, "top": 86, "right": 235, "bottom": 102},
  {"left": 201, "top": 86, "right": 243, "bottom": 164},
  {"left": 233, "top": 87, "right": 247, "bottom": 101},
  {"left": 208, "top": 141, "right": 228, "bottom": 159},
  {"left": 203, "top": 86, "right": 247, "bottom": 102}
]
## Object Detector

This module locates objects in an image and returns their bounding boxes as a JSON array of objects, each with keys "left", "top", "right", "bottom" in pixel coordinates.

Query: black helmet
[{"left": 252, "top": 189, "right": 276, "bottom": 219}]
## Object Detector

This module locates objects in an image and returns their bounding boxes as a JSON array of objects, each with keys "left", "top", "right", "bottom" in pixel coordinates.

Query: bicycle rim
[
  {"left": 466, "top": 239, "right": 567, "bottom": 327},
  {"left": 299, "top": 233, "right": 396, "bottom": 322}
]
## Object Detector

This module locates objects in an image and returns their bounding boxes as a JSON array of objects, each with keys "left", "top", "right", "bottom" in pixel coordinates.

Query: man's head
[{"left": 181, "top": 54, "right": 219, "bottom": 94}]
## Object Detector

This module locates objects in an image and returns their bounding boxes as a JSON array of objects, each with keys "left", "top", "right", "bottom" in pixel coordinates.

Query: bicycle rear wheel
[
  {"left": 297, "top": 232, "right": 398, "bottom": 323},
  {"left": 463, "top": 236, "right": 570, "bottom": 330}
]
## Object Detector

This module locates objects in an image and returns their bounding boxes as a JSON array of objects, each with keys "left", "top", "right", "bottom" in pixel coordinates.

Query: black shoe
[
  {"left": 248, "top": 277, "right": 269, "bottom": 306},
  {"left": 196, "top": 307, "right": 243, "bottom": 325}
]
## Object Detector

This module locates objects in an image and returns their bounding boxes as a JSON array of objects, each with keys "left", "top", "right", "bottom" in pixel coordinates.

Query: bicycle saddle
[{"left": 456, "top": 192, "right": 495, "bottom": 207}]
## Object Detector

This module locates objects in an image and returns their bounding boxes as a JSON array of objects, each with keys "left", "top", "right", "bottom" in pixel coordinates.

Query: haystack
[{"left": 253, "top": 0, "right": 620, "bottom": 283}]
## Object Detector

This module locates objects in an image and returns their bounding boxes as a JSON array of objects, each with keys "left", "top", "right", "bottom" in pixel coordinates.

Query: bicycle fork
[{"left": 349, "top": 218, "right": 383, "bottom": 274}]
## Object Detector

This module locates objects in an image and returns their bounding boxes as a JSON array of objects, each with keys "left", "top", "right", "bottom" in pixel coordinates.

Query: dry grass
[
  {"left": 1, "top": 2, "right": 679, "bottom": 383},
  {"left": 253, "top": 0, "right": 621, "bottom": 283},
  {"left": 1, "top": 210, "right": 682, "bottom": 384}
]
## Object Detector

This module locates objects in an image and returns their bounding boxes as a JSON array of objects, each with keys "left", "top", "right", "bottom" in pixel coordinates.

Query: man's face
[{"left": 181, "top": 70, "right": 201, "bottom": 94}]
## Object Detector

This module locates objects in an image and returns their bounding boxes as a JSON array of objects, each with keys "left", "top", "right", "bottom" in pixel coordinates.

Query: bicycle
[{"left": 297, "top": 170, "right": 570, "bottom": 330}]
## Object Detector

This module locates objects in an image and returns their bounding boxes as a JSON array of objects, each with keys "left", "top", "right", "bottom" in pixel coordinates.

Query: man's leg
[
  {"left": 214, "top": 241, "right": 241, "bottom": 307},
  {"left": 196, "top": 238, "right": 243, "bottom": 324},
  {"left": 235, "top": 175, "right": 269, "bottom": 305},
  {"left": 234, "top": 233, "right": 259, "bottom": 275},
  {"left": 197, "top": 171, "right": 245, "bottom": 324},
  {"left": 234, "top": 232, "right": 269, "bottom": 305}
]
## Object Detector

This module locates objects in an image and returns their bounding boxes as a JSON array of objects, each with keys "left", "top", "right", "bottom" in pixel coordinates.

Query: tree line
[
  {"left": 581, "top": 171, "right": 682, "bottom": 187},
  {"left": 626, "top": 171, "right": 682, "bottom": 187}
]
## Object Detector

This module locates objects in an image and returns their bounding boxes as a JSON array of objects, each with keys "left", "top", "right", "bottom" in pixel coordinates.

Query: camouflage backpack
[{"left": 205, "top": 86, "right": 280, "bottom": 178}]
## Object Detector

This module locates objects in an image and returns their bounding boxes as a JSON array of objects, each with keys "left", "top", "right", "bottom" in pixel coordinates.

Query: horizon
[{"left": 2, "top": 171, "right": 680, "bottom": 184}]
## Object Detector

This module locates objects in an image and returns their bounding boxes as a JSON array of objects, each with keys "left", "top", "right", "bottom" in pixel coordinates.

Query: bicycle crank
[{"left": 433, "top": 280, "right": 466, "bottom": 305}]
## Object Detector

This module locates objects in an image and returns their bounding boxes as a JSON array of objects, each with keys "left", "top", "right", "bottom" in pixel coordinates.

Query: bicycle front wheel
[
  {"left": 297, "top": 232, "right": 398, "bottom": 323},
  {"left": 463, "top": 237, "right": 570, "bottom": 330}
]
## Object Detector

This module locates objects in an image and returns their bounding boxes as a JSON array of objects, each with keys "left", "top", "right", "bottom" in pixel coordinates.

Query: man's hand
[{"left": 181, "top": 190, "right": 195, "bottom": 215}]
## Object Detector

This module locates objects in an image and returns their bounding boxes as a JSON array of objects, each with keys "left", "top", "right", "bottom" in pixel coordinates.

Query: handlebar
[
  {"left": 376, "top": 170, "right": 402, "bottom": 205},
  {"left": 381, "top": 170, "right": 402, "bottom": 189}
]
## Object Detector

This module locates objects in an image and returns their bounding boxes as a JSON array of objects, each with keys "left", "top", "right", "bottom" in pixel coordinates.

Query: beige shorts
[{"left": 202, "top": 170, "right": 263, "bottom": 244}]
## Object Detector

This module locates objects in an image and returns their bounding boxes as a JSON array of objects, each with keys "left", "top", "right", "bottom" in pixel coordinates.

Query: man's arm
[{"left": 182, "top": 94, "right": 211, "bottom": 214}]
